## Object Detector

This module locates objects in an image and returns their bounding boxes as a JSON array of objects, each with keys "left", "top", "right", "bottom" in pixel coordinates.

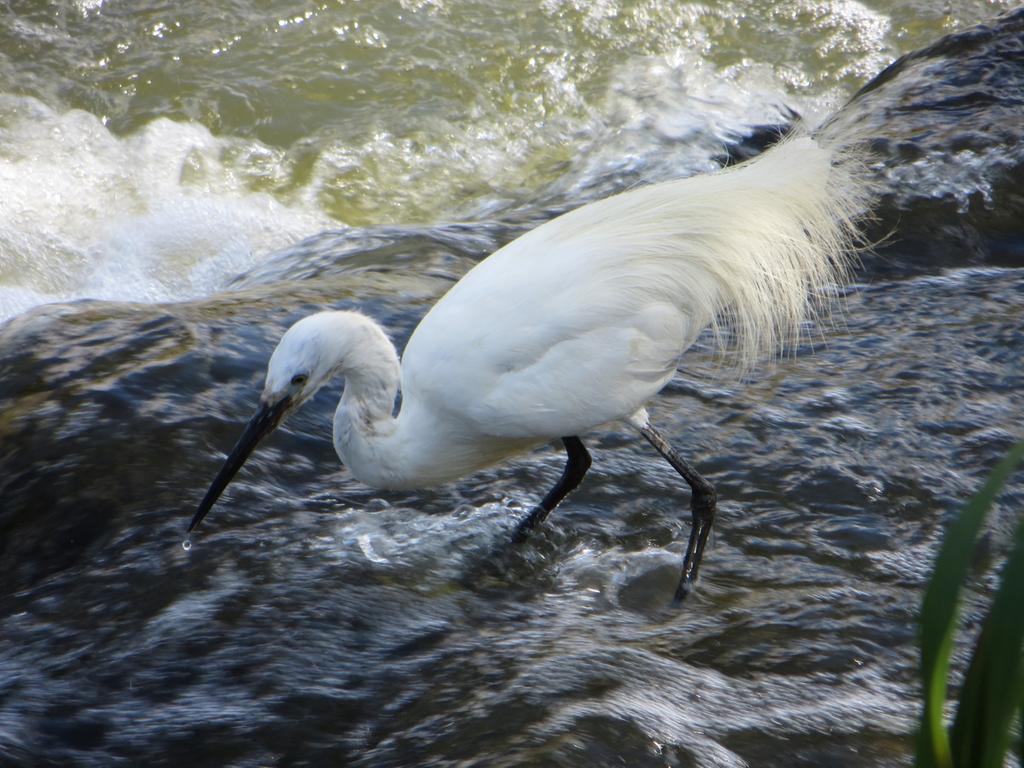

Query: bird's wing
[
  {"left": 401, "top": 136, "right": 865, "bottom": 439},
  {"left": 400, "top": 228, "right": 701, "bottom": 438}
]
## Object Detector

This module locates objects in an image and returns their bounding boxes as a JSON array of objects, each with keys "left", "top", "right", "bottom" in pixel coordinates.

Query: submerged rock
[{"left": 824, "top": 8, "right": 1024, "bottom": 275}]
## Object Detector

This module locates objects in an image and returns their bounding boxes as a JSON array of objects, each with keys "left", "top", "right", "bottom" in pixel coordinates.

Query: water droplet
[{"left": 182, "top": 539, "right": 192, "bottom": 551}]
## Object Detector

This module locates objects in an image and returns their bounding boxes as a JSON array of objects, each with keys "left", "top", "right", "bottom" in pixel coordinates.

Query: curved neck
[
  {"left": 338, "top": 353, "right": 400, "bottom": 429},
  {"left": 324, "top": 313, "right": 406, "bottom": 486},
  {"left": 322, "top": 312, "right": 538, "bottom": 491},
  {"left": 322, "top": 313, "right": 400, "bottom": 427}
]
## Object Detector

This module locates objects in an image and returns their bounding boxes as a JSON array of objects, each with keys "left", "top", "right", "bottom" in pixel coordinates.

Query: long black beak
[{"left": 188, "top": 397, "right": 292, "bottom": 533}]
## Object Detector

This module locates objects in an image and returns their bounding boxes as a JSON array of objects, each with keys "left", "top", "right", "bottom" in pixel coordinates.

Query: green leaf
[
  {"left": 949, "top": 473, "right": 1024, "bottom": 768},
  {"left": 916, "top": 439, "right": 1024, "bottom": 768}
]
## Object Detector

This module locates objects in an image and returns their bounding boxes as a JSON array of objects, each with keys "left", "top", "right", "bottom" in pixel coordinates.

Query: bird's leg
[
  {"left": 513, "top": 436, "right": 592, "bottom": 542},
  {"left": 637, "top": 422, "right": 717, "bottom": 603}
]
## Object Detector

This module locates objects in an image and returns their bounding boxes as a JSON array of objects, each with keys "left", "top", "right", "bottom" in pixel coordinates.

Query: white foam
[{"left": 0, "top": 95, "right": 331, "bottom": 322}]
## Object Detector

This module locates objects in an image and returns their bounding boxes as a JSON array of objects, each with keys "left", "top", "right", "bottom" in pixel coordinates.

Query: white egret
[{"left": 189, "top": 136, "right": 867, "bottom": 602}]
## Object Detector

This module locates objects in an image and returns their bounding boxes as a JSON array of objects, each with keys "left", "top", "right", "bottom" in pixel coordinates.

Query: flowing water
[{"left": 2, "top": 2, "right": 1023, "bottom": 766}]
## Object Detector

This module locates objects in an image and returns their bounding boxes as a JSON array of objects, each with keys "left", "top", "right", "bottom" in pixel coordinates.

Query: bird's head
[
  {"left": 188, "top": 312, "right": 358, "bottom": 534},
  {"left": 263, "top": 313, "right": 347, "bottom": 409}
]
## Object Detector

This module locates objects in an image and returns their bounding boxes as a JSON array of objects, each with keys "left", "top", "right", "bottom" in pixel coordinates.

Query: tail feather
[
  {"left": 549, "top": 134, "right": 871, "bottom": 373},
  {"left": 406, "top": 133, "right": 871, "bottom": 439}
]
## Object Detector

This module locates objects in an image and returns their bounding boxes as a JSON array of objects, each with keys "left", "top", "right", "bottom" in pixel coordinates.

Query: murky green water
[
  {"left": 1, "top": 2, "right": 1023, "bottom": 767},
  {"left": 0, "top": 1, "right": 1014, "bottom": 319}
]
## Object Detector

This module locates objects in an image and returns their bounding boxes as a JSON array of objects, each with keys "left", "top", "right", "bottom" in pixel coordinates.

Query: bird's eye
[{"left": 291, "top": 373, "right": 309, "bottom": 387}]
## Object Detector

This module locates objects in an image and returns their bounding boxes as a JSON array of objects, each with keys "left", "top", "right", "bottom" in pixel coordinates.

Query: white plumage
[
  {"left": 404, "top": 136, "right": 864, "bottom": 441},
  {"left": 191, "top": 134, "right": 868, "bottom": 601}
]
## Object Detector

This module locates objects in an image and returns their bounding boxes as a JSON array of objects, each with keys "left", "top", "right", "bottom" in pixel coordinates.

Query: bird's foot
[
  {"left": 511, "top": 504, "right": 549, "bottom": 544},
  {"left": 672, "top": 490, "right": 717, "bottom": 604}
]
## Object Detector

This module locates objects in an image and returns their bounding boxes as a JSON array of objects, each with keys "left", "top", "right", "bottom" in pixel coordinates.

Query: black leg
[
  {"left": 637, "top": 422, "right": 717, "bottom": 603},
  {"left": 513, "top": 436, "right": 591, "bottom": 542}
]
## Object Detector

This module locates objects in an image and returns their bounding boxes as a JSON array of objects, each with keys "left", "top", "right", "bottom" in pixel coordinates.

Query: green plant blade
[
  {"left": 916, "top": 439, "right": 1024, "bottom": 768},
  {"left": 949, "top": 476, "right": 1024, "bottom": 768}
]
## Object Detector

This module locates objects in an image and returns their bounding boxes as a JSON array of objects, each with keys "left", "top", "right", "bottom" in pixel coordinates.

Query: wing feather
[{"left": 401, "top": 136, "right": 866, "bottom": 439}]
